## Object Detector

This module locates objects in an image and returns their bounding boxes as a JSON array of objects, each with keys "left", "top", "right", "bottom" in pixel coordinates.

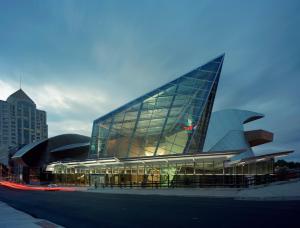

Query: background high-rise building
[{"left": 0, "top": 89, "right": 48, "bottom": 165}]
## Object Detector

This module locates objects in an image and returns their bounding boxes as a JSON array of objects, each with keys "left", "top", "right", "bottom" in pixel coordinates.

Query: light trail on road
[{"left": 0, "top": 181, "right": 75, "bottom": 191}]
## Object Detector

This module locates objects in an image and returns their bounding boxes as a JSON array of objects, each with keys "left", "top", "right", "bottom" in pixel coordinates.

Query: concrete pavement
[
  {"left": 0, "top": 180, "right": 299, "bottom": 227},
  {"left": 1, "top": 186, "right": 299, "bottom": 228},
  {"left": 86, "top": 186, "right": 240, "bottom": 197},
  {"left": 0, "top": 201, "right": 62, "bottom": 228},
  {"left": 83, "top": 178, "right": 300, "bottom": 200},
  {"left": 236, "top": 178, "right": 300, "bottom": 200}
]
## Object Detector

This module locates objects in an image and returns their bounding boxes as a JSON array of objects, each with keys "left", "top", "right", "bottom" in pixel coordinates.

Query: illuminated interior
[{"left": 90, "top": 55, "right": 224, "bottom": 159}]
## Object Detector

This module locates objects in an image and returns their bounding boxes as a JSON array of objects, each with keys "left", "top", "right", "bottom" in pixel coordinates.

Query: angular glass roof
[{"left": 90, "top": 54, "right": 225, "bottom": 159}]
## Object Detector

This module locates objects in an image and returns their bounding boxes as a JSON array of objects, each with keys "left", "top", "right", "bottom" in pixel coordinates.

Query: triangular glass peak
[{"left": 90, "top": 54, "right": 225, "bottom": 158}]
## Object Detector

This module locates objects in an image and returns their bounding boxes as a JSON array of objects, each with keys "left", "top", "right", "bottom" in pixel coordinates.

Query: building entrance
[{"left": 90, "top": 174, "right": 105, "bottom": 188}]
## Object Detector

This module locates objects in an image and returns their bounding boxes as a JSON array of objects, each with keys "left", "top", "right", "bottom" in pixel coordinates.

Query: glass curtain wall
[
  {"left": 52, "top": 158, "right": 275, "bottom": 187},
  {"left": 90, "top": 55, "right": 224, "bottom": 159}
]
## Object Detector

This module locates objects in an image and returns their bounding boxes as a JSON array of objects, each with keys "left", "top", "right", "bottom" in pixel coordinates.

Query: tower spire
[{"left": 19, "top": 74, "right": 22, "bottom": 89}]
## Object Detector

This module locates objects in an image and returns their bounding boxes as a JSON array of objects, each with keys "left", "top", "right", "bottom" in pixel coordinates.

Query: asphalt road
[{"left": 0, "top": 187, "right": 299, "bottom": 228}]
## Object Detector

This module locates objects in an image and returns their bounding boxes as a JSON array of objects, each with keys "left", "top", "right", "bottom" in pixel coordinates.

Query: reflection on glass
[{"left": 90, "top": 55, "right": 224, "bottom": 158}]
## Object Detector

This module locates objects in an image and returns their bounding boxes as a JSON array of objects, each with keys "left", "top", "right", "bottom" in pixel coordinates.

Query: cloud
[
  {"left": 0, "top": 0, "right": 299, "bottom": 160},
  {"left": 0, "top": 80, "right": 16, "bottom": 99},
  {"left": 0, "top": 79, "right": 111, "bottom": 137},
  {"left": 48, "top": 119, "right": 92, "bottom": 136},
  {"left": 30, "top": 84, "right": 107, "bottom": 113}
]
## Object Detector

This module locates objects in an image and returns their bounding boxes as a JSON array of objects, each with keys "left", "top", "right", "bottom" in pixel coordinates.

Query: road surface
[{"left": 0, "top": 186, "right": 299, "bottom": 228}]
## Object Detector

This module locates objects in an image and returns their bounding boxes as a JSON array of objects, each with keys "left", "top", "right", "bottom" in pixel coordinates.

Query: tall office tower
[{"left": 0, "top": 89, "right": 48, "bottom": 165}]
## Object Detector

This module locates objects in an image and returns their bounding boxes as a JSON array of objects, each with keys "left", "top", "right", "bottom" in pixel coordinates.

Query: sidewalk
[
  {"left": 86, "top": 187, "right": 240, "bottom": 197},
  {"left": 236, "top": 178, "right": 300, "bottom": 200},
  {"left": 0, "top": 201, "right": 62, "bottom": 228},
  {"left": 83, "top": 179, "right": 300, "bottom": 201}
]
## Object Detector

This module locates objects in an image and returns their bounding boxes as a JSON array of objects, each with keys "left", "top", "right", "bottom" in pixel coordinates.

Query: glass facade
[
  {"left": 90, "top": 55, "right": 224, "bottom": 159},
  {"left": 51, "top": 156, "right": 275, "bottom": 188}
]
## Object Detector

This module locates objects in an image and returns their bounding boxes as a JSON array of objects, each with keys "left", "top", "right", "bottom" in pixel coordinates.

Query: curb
[{"left": 235, "top": 196, "right": 300, "bottom": 201}]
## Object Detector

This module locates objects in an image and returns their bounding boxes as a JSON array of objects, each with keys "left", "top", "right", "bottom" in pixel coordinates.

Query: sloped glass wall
[{"left": 90, "top": 55, "right": 224, "bottom": 158}]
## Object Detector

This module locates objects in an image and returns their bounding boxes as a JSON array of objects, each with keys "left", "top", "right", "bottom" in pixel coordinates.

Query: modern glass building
[
  {"left": 90, "top": 54, "right": 224, "bottom": 159},
  {"left": 11, "top": 54, "right": 293, "bottom": 187}
]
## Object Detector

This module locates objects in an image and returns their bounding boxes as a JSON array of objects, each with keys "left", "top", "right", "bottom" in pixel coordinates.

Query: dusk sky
[{"left": 0, "top": 0, "right": 299, "bottom": 160}]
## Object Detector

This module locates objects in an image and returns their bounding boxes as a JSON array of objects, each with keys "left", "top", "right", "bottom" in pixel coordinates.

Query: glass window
[
  {"left": 89, "top": 57, "right": 221, "bottom": 159},
  {"left": 24, "top": 119, "right": 29, "bottom": 128},
  {"left": 137, "top": 119, "right": 151, "bottom": 128},
  {"left": 177, "top": 85, "right": 197, "bottom": 94},
  {"left": 200, "top": 62, "right": 220, "bottom": 72},
  {"left": 188, "top": 70, "right": 213, "bottom": 81},
  {"left": 171, "top": 144, "right": 185, "bottom": 154},
  {"left": 113, "top": 113, "right": 125, "bottom": 123},
  {"left": 155, "top": 96, "right": 172, "bottom": 108},
  {"left": 151, "top": 109, "right": 168, "bottom": 118},
  {"left": 139, "top": 110, "right": 153, "bottom": 120},
  {"left": 148, "top": 118, "right": 165, "bottom": 127},
  {"left": 124, "top": 111, "right": 138, "bottom": 121}
]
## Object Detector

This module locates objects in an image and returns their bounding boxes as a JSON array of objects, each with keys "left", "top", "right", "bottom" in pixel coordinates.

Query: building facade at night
[
  {"left": 90, "top": 54, "right": 223, "bottom": 159},
  {"left": 11, "top": 54, "right": 293, "bottom": 187}
]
